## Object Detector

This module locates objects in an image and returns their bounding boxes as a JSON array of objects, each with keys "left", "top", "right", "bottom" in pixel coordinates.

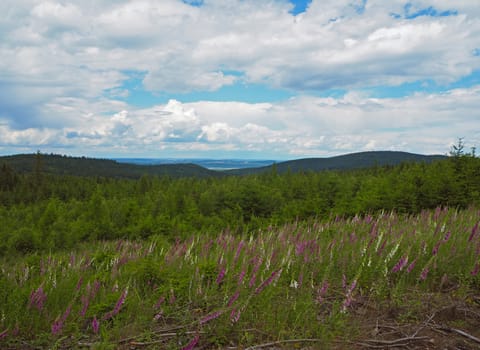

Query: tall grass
[{"left": 0, "top": 206, "right": 479, "bottom": 348}]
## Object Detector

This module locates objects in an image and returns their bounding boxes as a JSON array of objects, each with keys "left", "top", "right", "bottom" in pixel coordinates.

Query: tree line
[{"left": 1, "top": 153, "right": 479, "bottom": 254}]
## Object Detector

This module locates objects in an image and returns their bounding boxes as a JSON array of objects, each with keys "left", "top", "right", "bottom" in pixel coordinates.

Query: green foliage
[
  {"left": 1, "top": 155, "right": 480, "bottom": 253},
  {"left": 1, "top": 207, "right": 478, "bottom": 348}
]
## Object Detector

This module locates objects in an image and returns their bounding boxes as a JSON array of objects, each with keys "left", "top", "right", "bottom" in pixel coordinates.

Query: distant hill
[
  {"left": 0, "top": 151, "right": 448, "bottom": 179},
  {"left": 0, "top": 153, "right": 220, "bottom": 179},
  {"left": 224, "top": 151, "right": 448, "bottom": 175}
]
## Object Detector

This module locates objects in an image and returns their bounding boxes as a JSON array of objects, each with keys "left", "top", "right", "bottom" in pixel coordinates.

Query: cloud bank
[{"left": 0, "top": 0, "right": 479, "bottom": 158}]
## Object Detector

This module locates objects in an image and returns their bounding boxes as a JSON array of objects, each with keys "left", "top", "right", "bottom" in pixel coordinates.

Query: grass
[{"left": 0, "top": 206, "right": 479, "bottom": 349}]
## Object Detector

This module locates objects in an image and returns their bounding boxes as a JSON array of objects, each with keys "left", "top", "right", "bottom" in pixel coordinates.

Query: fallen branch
[
  {"left": 437, "top": 326, "right": 480, "bottom": 344},
  {"left": 129, "top": 330, "right": 206, "bottom": 346},
  {"left": 353, "top": 341, "right": 410, "bottom": 348},
  {"left": 244, "top": 338, "right": 324, "bottom": 350},
  {"left": 362, "top": 336, "right": 431, "bottom": 346}
]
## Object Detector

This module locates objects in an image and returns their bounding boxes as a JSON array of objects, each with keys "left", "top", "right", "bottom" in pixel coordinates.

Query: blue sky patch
[
  {"left": 351, "top": 0, "right": 367, "bottom": 15},
  {"left": 113, "top": 71, "right": 295, "bottom": 106},
  {"left": 289, "top": 0, "right": 312, "bottom": 15},
  {"left": 362, "top": 70, "right": 480, "bottom": 98},
  {"left": 182, "top": 0, "right": 203, "bottom": 7},
  {"left": 404, "top": 3, "right": 457, "bottom": 19}
]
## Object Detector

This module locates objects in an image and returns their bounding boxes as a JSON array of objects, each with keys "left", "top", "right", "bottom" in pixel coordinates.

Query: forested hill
[
  {"left": 0, "top": 153, "right": 219, "bottom": 179},
  {"left": 226, "top": 151, "right": 447, "bottom": 175},
  {"left": 1, "top": 151, "right": 448, "bottom": 179}
]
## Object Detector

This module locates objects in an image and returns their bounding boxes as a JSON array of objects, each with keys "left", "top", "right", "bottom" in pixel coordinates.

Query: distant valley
[{"left": 0, "top": 151, "right": 448, "bottom": 179}]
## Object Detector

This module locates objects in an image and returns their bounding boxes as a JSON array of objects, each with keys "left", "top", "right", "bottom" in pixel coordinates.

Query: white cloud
[
  {"left": 2, "top": 87, "right": 479, "bottom": 157},
  {"left": 0, "top": 0, "right": 479, "bottom": 157}
]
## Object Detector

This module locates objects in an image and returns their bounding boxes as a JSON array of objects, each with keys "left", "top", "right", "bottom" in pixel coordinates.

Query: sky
[{"left": 0, "top": 0, "right": 479, "bottom": 159}]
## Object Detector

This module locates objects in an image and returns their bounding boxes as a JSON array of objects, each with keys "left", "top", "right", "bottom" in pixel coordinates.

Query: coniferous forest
[{"left": 1, "top": 151, "right": 480, "bottom": 349}]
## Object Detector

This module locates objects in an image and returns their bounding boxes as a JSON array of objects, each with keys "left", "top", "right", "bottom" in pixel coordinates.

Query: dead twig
[
  {"left": 244, "top": 338, "right": 324, "bottom": 350},
  {"left": 353, "top": 341, "right": 411, "bottom": 348},
  {"left": 129, "top": 330, "right": 206, "bottom": 346},
  {"left": 458, "top": 307, "right": 480, "bottom": 319},
  {"left": 362, "top": 336, "right": 431, "bottom": 346},
  {"left": 410, "top": 311, "right": 437, "bottom": 338},
  {"left": 436, "top": 326, "right": 480, "bottom": 344}
]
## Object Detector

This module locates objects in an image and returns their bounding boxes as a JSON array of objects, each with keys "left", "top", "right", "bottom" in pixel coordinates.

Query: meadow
[{"left": 1, "top": 206, "right": 479, "bottom": 349}]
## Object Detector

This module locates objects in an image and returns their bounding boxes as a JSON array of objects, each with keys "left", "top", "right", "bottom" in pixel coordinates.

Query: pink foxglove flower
[
  {"left": 216, "top": 266, "right": 226, "bottom": 285},
  {"left": 234, "top": 241, "right": 244, "bottom": 263},
  {"left": 471, "top": 262, "right": 479, "bottom": 276},
  {"left": 407, "top": 258, "right": 417, "bottom": 273},
  {"left": 29, "top": 286, "right": 47, "bottom": 311},
  {"left": 255, "top": 269, "right": 281, "bottom": 295},
  {"left": 432, "top": 242, "right": 441, "bottom": 256},
  {"left": 92, "top": 316, "right": 99, "bottom": 334},
  {"left": 420, "top": 267, "right": 429, "bottom": 281},
  {"left": 227, "top": 291, "right": 240, "bottom": 307},
  {"left": 230, "top": 308, "right": 241, "bottom": 323},
  {"left": 75, "top": 277, "right": 83, "bottom": 291},
  {"left": 200, "top": 310, "right": 223, "bottom": 325},
  {"left": 469, "top": 222, "right": 479, "bottom": 242},
  {"left": 154, "top": 296, "right": 165, "bottom": 309},
  {"left": 443, "top": 231, "right": 451, "bottom": 242},
  {"left": 237, "top": 269, "right": 246, "bottom": 286},
  {"left": 392, "top": 256, "right": 408, "bottom": 273},
  {"left": 182, "top": 334, "right": 200, "bottom": 350}
]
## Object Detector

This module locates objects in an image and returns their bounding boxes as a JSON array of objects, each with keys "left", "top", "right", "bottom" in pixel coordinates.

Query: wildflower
[
  {"left": 216, "top": 266, "right": 226, "bottom": 285},
  {"left": 51, "top": 304, "right": 72, "bottom": 335},
  {"left": 62, "top": 304, "right": 72, "bottom": 323},
  {"left": 113, "top": 289, "right": 127, "bottom": 314},
  {"left": 0, "top": 329, "right": 8, "bottom": 340},
  {"left": 248, "top": 273, "right": 257, "bottom": 288},
  {"left": 29, "top": 286, "right": 47, "bottom": 311},
  {"left": 320, "top": 280, "right": 329, "bottom": 294},
  {"left": 392, "top": 256, "right": 408, "bottom": 273},
  {"left": 469, "top": 222, "right": 479, "bottom": 242},
  {"left": 432, "top": 242, "right": 441, "bottom": 256},
  {"left": 237, "top": 269, "right": 246, "bottom": 286},
  {"left": 154, "top": 296, "right": 165, "bottom": 309},
  {"left": 182, "top": 334, "right": 200, "bottom": 350},
  {"left": 93, "top": 280, "right": 101, "bottom": 295},
  {"left": 420, "top": 267, "right": 429, "bottom": 281},
  {"left": 75, "top": 277, "right": 83, "bottom": 291},
  {"left": 443, "top": 231, "right": 451, "bottom": 242},
  {"left": 406, "top": 259, "right": 417, "bottom": 273},
  {"left": 471, "top": 262, "right": 479, "bottom": 276},
  {"left": 103, "top": 288, "right": 128, "bottom": 320},
  {"left": 92, "top": 316, "right": 99, "bottom": 334},
  {"left": 255, "top": 269, "right": 281, "bottom": 295},
  {"left": 227, "top": 291, "right": 240, "bottom": 307},
  {"left": 316, "top": 280, "right": 329, "bottom": 303},
  {"left": 342, "top": 279, "right": 357, "bottom": 311},
  {"left": 234, "top": 241, "right": 244, "bottom": 263},
  {"left": 296, "top": 242, "right": 307, "bottom": 256},
  {"left": 200, "top": 310, "right": 223, "bottom": 325},
  {"left": 230, "top": 308, "right": 241, "bottom": 323},
  {"left": 51, "top": 320, "right": 62, "bottom": 336},
  {"left": 350, "top": 232, "right": 357, "bottom": 243}
]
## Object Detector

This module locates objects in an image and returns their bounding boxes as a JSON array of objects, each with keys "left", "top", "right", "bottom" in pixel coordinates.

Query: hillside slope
[
  {"left": 0, "top": 151, "right": 448, "bottom": 178},
  {"left": 0, "top": 153, "right": 220, "bottom": 179},
  {"left": 225, "top": 151, "right": 447, "bottom": 175}
]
